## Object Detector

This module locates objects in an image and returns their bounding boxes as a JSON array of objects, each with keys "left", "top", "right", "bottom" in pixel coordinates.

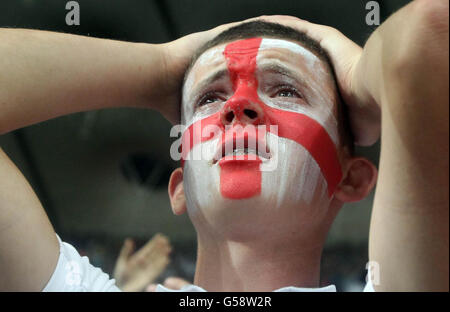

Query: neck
[{"left": 193, "top": 234, "right": 324, "bottom": 292}]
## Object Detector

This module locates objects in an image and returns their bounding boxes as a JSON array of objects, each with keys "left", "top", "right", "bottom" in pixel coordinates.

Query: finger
[
  {"left": 137, "top": 233, "right": 171, "bottom": 258},
  {"left": 118, "top": 238, "right": 135, "bottom": 261},
  {"left": 257, "top": 15, "right": 304, "bottom": 23},
  {"left": 133, "top": 235, "right": 159, "bottom": 259},
  {"left": 113, "top": 238, "right": 135, "bottom": 279}
]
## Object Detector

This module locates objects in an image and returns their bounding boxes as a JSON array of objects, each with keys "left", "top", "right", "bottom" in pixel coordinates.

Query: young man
[
  {"left": 167, "top": 21, "right": 377, "bottom": 292},
  {"left": 0, "top": 0, "right": 447, "bottom": 291}
]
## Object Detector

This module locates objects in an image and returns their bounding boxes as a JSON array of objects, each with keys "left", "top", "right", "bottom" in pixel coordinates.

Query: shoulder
[{"left": 43, "top": 234, "right": 121, "bottom": 292}]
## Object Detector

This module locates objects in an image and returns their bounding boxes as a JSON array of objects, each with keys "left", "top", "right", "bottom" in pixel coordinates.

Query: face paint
[
  {"left": 259, "top": 38, "right": 318, "bottom": 68},
  {"left": 181, "top": 38, "right": 342, "bottom": 201}
]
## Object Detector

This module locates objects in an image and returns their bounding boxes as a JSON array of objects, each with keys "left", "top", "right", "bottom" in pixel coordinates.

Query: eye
[
  {"left": 197, "top": 92, "right": 226, "bottom": 107},
  {"left": 273, "top": 86, "right": 302, "bottom": 99}
]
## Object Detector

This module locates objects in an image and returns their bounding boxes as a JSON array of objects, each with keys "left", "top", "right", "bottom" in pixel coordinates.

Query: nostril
[
  {"left": 244, "top": 109, "right": 257, "bottom": 119},
  {"left": 225, "top": 111, "right": 235, "bottom": 123}
]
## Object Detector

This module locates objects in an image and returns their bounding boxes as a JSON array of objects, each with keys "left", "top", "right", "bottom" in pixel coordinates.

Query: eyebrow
[
  {"left": 256, "top": 61, "right": 309, "bottom": 88},
  {"left": 190, "top": 68, "right": 229, "bottom": 101},
  {"left": 187, "top": 58, "right": 328, "bottom": 106},
  {"left": 189, "top": 62, "right": 303, "bottom": 98}
]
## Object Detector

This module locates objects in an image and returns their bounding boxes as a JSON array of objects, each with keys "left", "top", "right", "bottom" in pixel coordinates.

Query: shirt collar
[{"left": 156, "top": 284, "right": 336, "bottom": 292}]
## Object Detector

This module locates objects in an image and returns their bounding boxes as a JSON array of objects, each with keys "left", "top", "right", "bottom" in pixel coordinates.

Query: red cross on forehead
[
  {"left": 223, "top": 37, "right": 262, "bottom": 55},
  {"left": 224, "top": 37, "right": 261, "bottom": 87}
]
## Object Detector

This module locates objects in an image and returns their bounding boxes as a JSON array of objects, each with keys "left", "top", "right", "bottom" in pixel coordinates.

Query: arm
[
  {"left": 0, "top": 22, "right": 241, "bottom": 130},
  {"left": 269, "top": 0, "right": 448, "bottom": 291},
  {"left": 0, "top": 28, "right": 169, "bottom": 134},
  {"left": 0, "top": 29, "right": 169, "bottom": 291},
  {"left": 355, "top": 0, "right": 449, "bottom": 291},
  {"left": 0, "top": 147, "right": 59, "bottom": 291},
  {"left": 0, "top": 23, "right": 238, "bottom": 291}
]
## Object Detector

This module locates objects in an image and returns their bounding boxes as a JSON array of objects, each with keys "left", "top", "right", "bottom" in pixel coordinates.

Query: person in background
[
  {"left": 113, "top": 233, "right": 191, "bottom": 292},
  {"left": 113, "top": 233, "right": 171, "bottom": 292}
]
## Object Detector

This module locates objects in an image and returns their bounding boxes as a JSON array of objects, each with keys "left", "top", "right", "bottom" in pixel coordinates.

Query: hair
[{"left": 183, "top": 21, "right": 354, "bottom": 154}]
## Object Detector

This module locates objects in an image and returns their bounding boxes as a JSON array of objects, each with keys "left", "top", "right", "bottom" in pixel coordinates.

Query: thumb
[{"left": 118, "top": 238, "right": 135, "bottom": 261}]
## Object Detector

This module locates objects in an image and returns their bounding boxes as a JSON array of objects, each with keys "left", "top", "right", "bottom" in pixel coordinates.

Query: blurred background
[{"left": 0, "top": 0, "right": 411, "bottom": 291}]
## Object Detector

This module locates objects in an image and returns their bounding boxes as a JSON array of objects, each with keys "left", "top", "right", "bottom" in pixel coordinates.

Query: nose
[{"left": 220, "top": 96, "right": 264, "bottom": 126}]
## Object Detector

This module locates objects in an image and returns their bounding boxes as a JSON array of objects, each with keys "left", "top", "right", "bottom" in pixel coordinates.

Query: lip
[{"left": 212, "top": 128, "right": 271, "bottom": 164}]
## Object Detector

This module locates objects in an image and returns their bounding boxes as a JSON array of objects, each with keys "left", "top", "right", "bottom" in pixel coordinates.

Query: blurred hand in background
[
  {"left": 113, "top": 233, "right": 171, "bottom": 292},
  {"left": 146, "top": 276, "right": 191, "bottom": 292}
]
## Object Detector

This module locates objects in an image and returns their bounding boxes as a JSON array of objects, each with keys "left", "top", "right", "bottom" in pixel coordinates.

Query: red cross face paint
[{"left": 180, "top": 37, "right": 342, "bottom": 215}]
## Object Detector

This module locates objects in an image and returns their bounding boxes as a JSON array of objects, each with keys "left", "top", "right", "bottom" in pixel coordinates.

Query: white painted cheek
[
  {"left": 260, "top": 129, "right": 279, "bottom": 172},
  {"left": 183, "top": 140, "right": 221, "bottom": 215},
  {"left": 261, "top": 134, "right": 328, "bottom": 208},
  {"left": 259, "top": 92, "right": 339, "bottom": 146},
  {"left": 294, "top": 145, "right": 328, "bottom": 206},
  {"left": 190, "top": 104, "right": 223, "bottom": 125}
]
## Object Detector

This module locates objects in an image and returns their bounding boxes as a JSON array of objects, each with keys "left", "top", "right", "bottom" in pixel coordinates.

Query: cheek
[
  {"left": 261, "top": 135, "right": 328, "bottom": 208},
  {"left": 258, "top": 92, "right": 339, "bottom": 147},
  {"left": 183, "top": 139, "right": 221, "bottom": 210},
  {"left": 260, "top": 102, "right": 341, "bottom": 196}
]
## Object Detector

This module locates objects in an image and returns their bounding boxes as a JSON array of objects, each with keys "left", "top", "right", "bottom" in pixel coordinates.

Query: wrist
[{"left": 347, "top": 54, "right": 382, "bottom": 146}]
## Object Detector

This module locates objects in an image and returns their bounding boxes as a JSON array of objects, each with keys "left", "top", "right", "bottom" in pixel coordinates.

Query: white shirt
[{"left": 43, "top": 234, "right": 374, "bottom": 292}]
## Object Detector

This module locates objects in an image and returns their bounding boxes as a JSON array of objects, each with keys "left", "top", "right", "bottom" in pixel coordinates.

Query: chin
[
  {"left": 184, "top": 171, "right": 330, "bottom": 243},
  {"left": 182, "top": 136, "right": 331, "bottom": 240}
]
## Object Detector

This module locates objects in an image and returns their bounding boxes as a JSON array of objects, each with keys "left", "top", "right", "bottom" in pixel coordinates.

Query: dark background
[{"left": 0, "top": 0, "right": 411, "bottom": 291}]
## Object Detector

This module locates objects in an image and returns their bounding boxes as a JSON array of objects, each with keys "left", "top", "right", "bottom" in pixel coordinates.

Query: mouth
[{"left": 212, "top": 130, "right": 271, "bottom": 164}]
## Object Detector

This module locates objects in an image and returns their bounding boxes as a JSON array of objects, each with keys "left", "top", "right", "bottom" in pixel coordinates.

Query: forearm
[
  {"left": 354, "top": 0, "right": 449, "bottom": 113},
  {"left": 0, "top": 28, "right": 167, "bottom": 134},
  {"left": 355, "top": 0, "right": 448, "bottom": 201},
  {"left": 358, "top": 0, "right": 449, "bottom": 291}
]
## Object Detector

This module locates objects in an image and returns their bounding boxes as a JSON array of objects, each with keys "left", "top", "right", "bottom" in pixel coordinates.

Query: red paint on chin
[{"left": 219, "top": 155, "right": 262, "bottom": 199}]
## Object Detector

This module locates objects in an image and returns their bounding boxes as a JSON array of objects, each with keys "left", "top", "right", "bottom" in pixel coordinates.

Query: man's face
[{"left": 180, "top": 37, "right": 342, "bottom": 239}]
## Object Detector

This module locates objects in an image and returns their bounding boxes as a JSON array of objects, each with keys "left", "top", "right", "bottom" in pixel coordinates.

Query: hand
[
  {"left": 113, "top": 234, "right": 172, "bottom": 292},
  {"left": 146, "top": 277, "right": 191, "bottom": 292},
  {"left": 258, "top": 15, "right": 381, "bottom": 146}
]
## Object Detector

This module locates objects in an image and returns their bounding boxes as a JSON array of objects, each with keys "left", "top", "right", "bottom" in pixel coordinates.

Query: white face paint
[
  {"left": 181, "top": 37, "right": 341, "bottom": 239},
  {"left": 182, "top": 46, "right": 226, "bottom": 124},
  {"left": 259, "top": 38, "right": 318, "bottom": 67}
]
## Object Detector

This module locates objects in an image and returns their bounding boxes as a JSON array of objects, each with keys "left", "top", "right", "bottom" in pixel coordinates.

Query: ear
[
  {"left": 334, "top": 157, "right": 378, "bottom": 203},
  {"left": 168, "top": 167, "right": 187, "bottom": 215}
]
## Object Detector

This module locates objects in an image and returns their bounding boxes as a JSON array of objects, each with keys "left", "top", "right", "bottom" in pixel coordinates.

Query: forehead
[{"left": 185, "top": 38, "right": 329, "bottom": 90}]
